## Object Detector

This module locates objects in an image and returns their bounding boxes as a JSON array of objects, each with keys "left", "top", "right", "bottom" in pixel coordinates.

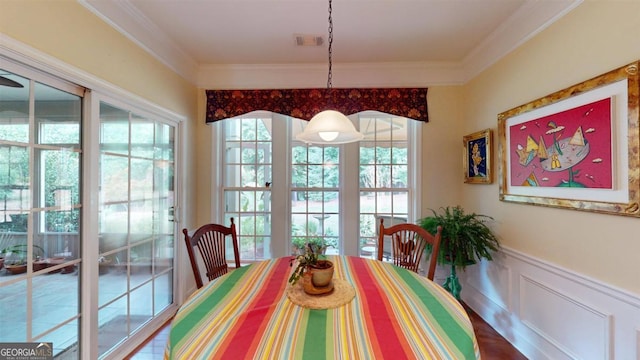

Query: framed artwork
[
  {"left": 498, "top": 61, "right": 640, "bottom": 217},
  {"left": 463, "top": 129, "right": 492, "bottom": 184}
]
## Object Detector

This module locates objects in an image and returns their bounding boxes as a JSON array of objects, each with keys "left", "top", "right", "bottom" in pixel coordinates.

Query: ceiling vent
[{"left": 294, "top": 34, "right": 324, "bottom": 47}]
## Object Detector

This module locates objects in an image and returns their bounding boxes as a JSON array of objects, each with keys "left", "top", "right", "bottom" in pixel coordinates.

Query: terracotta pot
[
  {"left": 47, "top": 257, "right": 67, "bottom": 273},
  {"left": 5, "top": 264, "right": 27, "bottom": 275},
  {"left": 33, "top": 259, "right": 49, "bottom": 272},
  {"left": 309, "top": 260, "right": 334, "bottom": 287}
]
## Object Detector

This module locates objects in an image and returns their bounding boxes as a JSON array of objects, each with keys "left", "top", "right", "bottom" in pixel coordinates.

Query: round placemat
[{"left": 286, "top": 278, "right": 356, "bottom": 309}]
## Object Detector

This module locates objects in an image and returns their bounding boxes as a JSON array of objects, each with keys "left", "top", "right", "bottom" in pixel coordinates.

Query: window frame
[{"left": 212, "top": 111, "right": 422, "bottom": 259}]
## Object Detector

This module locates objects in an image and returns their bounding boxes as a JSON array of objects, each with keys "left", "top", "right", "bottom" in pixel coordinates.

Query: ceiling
[{"left": 81, "top": 0, "right": 581, "bottom": 86}]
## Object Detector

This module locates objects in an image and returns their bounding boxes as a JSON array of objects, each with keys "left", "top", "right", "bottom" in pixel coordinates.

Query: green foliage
[
  {"left": 291, "top": 220, "right": 337, "bottom": 254},
  {"left": 288, "top": 243, "right": 325, "bottom": 285},
  {"left": 1, "top": 243, "right": 45, "bottom": 265},
  {"left": 419, "top": 206, "right": 500, "bottom": 269}
]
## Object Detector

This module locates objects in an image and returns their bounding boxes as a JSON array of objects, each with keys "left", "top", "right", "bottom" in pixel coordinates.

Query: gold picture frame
[
  {"left": 463, "top": 129, "right": 492, "bottom": 184},
  {"left": 498, "top": 61, "right": 640, "bottom": 217}
]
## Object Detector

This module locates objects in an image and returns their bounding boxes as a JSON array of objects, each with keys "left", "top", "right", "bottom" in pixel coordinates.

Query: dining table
[{"left": 164, "top": 255, "right": 480, "bottom": 359}]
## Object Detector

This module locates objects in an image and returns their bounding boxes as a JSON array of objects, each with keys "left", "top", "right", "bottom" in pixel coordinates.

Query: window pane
[
  {"left": 35, "top": 82, "right": 81, "bottom": 146},
  {"left": 0, "top": 280, "right": 27, "bottom": 341},
  {"left": 223, "top": 115, "right": 272, "bottom": 261},
  {"left": 33, "top": 273, "right": 79, "bottom": 337},
  {"left": 0, "top": 70, "right": 82, "bottom": 357},
  {"left": 100, "top": 103, "right": 130, "bottom": 155},
  {"left": 0, "top": 71, "right": 29, "bottom": 143},
  {"left": 358, "top": 114, "right": 410, "bottom": 258},
  {"left": 98, "top": 101, "right": 175, "bottom": 356}
]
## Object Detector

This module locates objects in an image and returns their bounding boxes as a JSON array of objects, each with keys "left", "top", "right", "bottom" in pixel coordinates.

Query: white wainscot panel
[
  {"left": 465, "top": 259, "right": 510, "bottom": 312},
  {"left": 520, "top": 275, "right": 611, "bottom": 360}
]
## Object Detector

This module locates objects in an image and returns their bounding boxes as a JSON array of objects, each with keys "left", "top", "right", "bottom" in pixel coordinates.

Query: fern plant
[{"left": 419, "top": 206, "right": 500, "bottom": 269}]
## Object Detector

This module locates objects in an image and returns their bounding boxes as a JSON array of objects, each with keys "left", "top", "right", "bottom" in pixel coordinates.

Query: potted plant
[
  {"left": 0, "top": 232, "right": 14, "bottom": 271},
  {"left": 289, "top": 243, "right": 334, "bottom": 293},
  {"left": 2, "top": 243, "right": 45, "bottom": 275},
  {"left": 419, "top": 205, "right": 500, "bottom": 299},
  {"left": 292, "top": 236, "right": 319, "bottom": 255}
]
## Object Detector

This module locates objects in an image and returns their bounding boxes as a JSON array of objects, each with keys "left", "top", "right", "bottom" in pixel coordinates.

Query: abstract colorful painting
[
  {"left": 508, "top": 98, "right": 612, "bottom": 189},
  {"left": 498, "top": 60, "right": 640, "bottom": 217}
]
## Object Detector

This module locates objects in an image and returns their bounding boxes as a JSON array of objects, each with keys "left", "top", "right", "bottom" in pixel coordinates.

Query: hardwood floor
[
  {"left": 463, "top": 303, "right": 528, "bottom": 360},
  {"left": 127, "top": 305, "right": 527, "bottom": 359}
]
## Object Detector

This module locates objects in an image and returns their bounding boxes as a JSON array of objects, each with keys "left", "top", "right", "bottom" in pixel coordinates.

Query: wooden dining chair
[
  {"left": 183, "top": 218, "right": 241, "bottom": 289},
  {"left": 378, "top": 218, "right": 442, "bottom": 280}
]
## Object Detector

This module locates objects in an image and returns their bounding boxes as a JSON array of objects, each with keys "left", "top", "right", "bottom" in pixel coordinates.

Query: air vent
[{"left": 294, "top": 34, "right": 324, "bottom": 47}]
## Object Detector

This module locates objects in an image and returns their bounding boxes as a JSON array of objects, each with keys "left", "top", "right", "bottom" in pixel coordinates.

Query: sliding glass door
[
  {"left": 0, "top": 69, "right": 83, "bottom": 357},
  {"left": 97, "top": 101, "right": 176, "bottom": 357}
]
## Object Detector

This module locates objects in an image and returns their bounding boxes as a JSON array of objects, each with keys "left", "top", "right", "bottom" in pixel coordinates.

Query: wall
[
  {"left": 458, "top": 2, "right": 640, "bottom": 358},
  {"left": 0, "top": 1, "right": 199, "bottom": 356},
  {"left": 0, "top": 1, "right": 199, "bottom": 231},
  {"left": 420, "top": 86, "right": 464, "bottom": 212}
]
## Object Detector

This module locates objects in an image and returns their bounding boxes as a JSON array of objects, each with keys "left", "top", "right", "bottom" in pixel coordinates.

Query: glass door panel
[
  {"left": 97, "top": 102, "right": 175, "bottom": 357},
  {"left": 0, "top": 70, "right": 83, "bottom": 358}
]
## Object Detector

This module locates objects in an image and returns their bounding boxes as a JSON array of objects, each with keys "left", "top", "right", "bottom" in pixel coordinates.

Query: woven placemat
[{"left": 286, "top": 278, "right": 356, "bottom": 309}]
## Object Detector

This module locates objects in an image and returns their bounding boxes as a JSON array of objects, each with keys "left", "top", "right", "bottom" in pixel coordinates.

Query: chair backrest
[
  {"left": 378, "top": 218, "right": 442, "bottom": 280},
  {"left": 183, "top": 218, "right": 241, "bottom": 289},
  {"left": 375, "top": 215, "right": 407, "bottom": 260}
]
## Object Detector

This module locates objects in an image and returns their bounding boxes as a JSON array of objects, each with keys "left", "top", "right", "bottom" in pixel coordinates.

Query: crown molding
[
  {"left": 461, "top": 0, "right": 583, "bottom": 82},
  {"left": 79, "top": 0, "right": 199, "bottom": 84},
  {"left": 79, "top": 0, "right": 582, "bottom": 88}
]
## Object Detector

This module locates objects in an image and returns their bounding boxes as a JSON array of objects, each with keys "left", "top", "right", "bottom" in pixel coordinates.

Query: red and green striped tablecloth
[{"left": 164, "top": 256, "right": 480, "bottom": 359}]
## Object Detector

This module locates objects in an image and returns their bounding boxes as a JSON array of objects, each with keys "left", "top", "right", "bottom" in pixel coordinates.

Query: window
[
  {"left": 216, "top": 111, "right": 419, "bottom": 260},
  {"left": 222, "top": 116, "right": 273, "bottom": 260},
  {"left": 358, "top": 115, "right": 411, "bottom": 257}
]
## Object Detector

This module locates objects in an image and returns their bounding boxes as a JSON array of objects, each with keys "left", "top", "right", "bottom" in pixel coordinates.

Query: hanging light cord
[{"left": 326, "top": 0, "right": 334, "bottom": 90}]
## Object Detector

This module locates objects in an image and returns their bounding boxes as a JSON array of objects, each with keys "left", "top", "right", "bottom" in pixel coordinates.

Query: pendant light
[{"left": 296, "top": 0, "right": 363, "bottom": 145}]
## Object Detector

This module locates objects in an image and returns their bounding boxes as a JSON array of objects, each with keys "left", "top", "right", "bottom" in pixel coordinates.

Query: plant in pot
[
  {"left": 292, "top": 236, "right": 329, "bottom": 255},
  {"left": 289, "top": 243, "right": 334, "bottom": 295},
  {"left": 0, "top": 231, "right": 15, "bottom": 271},
  {"left": 419, "top": 205, "right": 500, "bottom": 300},
  {"left": 291, "top": 220, "right": 335, "bottom": 255},
  {"left": 2, "top": 244, "right": 45, "bottom": 275}
]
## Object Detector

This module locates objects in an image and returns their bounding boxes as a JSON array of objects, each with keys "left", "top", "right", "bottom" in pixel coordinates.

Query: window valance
[{"left": 205, "top": 88, "right": 429, "bottom": 123}]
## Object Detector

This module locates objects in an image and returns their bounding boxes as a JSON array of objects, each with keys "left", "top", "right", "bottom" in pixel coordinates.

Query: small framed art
[{"left": 463, "top": 129, "right": 492, "bottom": 184}]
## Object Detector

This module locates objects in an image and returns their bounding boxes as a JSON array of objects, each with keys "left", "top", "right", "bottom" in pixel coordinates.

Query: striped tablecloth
[{"left": 165, "top": 256, "right": 480, "bottom": 359}]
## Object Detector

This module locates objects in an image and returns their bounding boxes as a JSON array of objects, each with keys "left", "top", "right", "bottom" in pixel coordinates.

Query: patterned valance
[{"left": 205, "top": 88, "right": 429, "bottom": 123}]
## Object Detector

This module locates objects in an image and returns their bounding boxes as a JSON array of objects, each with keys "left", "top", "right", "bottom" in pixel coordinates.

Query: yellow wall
[
  {"left": 420, "top": 86, "right": 464, "bottom": 212},
  {"left": 0, "top": 0, "right": 200, "bottom": 229},
  {"left": 459, "top": 1, "right": 640, "bottom": 294}
]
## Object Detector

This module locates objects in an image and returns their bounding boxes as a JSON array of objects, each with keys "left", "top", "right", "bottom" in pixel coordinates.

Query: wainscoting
[{"left": 459, "top": 247, "right": 640, "bottom": 360}]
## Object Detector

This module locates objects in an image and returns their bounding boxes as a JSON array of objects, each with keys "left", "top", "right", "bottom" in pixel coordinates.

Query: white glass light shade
[{"left": 296, "top": 110, "right": 364, "bottom": 144}]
